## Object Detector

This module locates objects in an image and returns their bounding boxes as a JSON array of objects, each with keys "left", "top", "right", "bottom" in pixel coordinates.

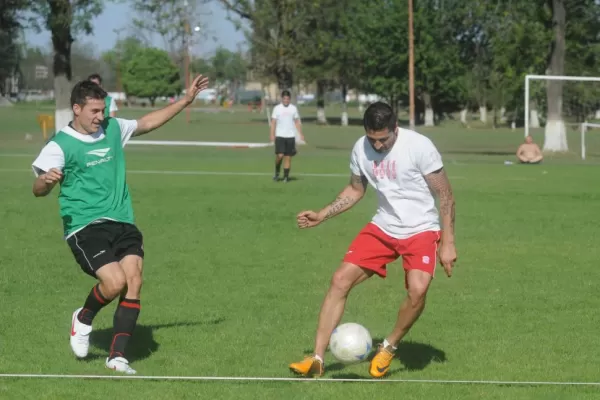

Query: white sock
[
  {"left": 383, "top": 339, "right": 397, "bottom": 351},
  {"left": 314, "top": 354, "right": 324, "bottom": 363}
]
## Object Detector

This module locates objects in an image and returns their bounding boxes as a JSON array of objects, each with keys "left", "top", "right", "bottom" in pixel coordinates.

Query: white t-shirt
[
  {"left": 109, "top": 97, "right": 118, "bottom": 113},
  {"left": 350, "top": 128, "right": 444, "bottom": 239},
  {"left": 32, "top": 118, "right": 138, "bottom": 176},
  {"left": 271, "top": 103, "right": 300, "bottom": 138}
]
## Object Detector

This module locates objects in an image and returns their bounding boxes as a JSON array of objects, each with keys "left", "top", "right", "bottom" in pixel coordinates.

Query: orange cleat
[
  {"left": 289, "top": 356, "right": 324, "bottom": 377},
  {"left": 369, "top": 344, "right": 395, "bottom": 378}
]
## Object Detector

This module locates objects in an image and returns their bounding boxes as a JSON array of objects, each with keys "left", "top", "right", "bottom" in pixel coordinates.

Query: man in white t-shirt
[
  {"left": 30, "top": 75, "right": 210, "bottom": 374},
  {"left": 289, "top": 102, "right": 457, "bottom": 378},
  {"left": 270, "top": 90, "right": 305, "bottom": 182}
]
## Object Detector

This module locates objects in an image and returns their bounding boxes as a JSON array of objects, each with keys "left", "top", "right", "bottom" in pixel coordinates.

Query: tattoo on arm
[
  {"left": 424, "top": 168, "right": 455, "bottom": 234},
  {"left": 322, "top": 174, "right": 368, "bottom": 221},
  {"left": 350, "top": 173, "right": 368, "bottom": 192},
  {"left": 323, "top": 196, "right": 356, "bottom": 220}
]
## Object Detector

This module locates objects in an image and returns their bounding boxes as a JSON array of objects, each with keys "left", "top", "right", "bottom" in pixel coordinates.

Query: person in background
[
  {"left": 88, "top": 73, "right": 118, "bottom": 118},
  {"left": 270, "top": 90, "right": 305, "bottom": 182},
  {"left": 516, "top": 135, "right": 543, "bottom": 164}
]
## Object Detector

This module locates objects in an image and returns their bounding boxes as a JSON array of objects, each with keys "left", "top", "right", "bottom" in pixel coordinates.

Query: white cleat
[
  {"left": 70, "top": 307, "right": 92, "bottom": 358},
  {"left": 106, "top": 357, "right": 137, "bottom": 374}
]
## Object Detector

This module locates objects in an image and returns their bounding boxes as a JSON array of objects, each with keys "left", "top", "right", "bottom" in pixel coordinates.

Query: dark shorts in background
[
  {"left": 66, "top": 221, "right": 144, "bottom": 278},
  {"left": 275, "top": 137, "right": 296, "bottom": 156}
]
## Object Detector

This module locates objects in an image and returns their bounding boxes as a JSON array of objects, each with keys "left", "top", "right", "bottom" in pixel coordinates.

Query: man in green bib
[
  {"left": 88, "top": 73, "right": 118, "bottom": 117},
  {"left": 31, "top": 75, "right": 209, "bottom": 374}
]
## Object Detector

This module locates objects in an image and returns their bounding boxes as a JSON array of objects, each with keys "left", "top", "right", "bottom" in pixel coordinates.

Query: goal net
[{"left": 524, "top": 75, "right": 600, "bottom": 159}]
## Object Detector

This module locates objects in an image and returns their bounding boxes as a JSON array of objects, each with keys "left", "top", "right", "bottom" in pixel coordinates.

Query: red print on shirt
[{"left": 372, "top": 160, "right": 396, "bottom": 179}]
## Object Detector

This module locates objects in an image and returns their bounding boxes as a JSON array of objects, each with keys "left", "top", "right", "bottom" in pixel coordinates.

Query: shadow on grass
[
  {"left": 85, "top": 318, "right": 226, "bottom": 362},
  {"left": 304, "top": 339, "right": 446, "bottom": 379}
]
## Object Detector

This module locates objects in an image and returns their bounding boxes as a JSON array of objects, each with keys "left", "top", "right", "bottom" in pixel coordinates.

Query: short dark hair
[
  {"left": 87, "top": 73, "right": 102, "bottom": 84},
  {"left": 70, "top": 80, "right": 107, "bottom": 108},
  {"left": 363, "top": 101, "right": 397, "bottom": 132},
  {"left": 281, "top": 90, "right": 291, "bottom": 98}
]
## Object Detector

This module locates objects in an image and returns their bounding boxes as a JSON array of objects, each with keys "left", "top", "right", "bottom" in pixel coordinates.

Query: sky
[{"left": 24, "top": 1, "right": 247, "bottom": 58}]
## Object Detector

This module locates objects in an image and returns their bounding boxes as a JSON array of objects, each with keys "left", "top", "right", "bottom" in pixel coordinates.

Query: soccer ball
[{"left": 329, "top": 322, "right": 373, "bottom": 364}]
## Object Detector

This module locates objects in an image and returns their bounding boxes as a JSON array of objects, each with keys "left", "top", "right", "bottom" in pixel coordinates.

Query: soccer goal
[
  {"left": 524, "top": 74, "right": 600, "bottom": 157},
  {"left": 581, "top": 122, "right": 600, "bottom": 160}
]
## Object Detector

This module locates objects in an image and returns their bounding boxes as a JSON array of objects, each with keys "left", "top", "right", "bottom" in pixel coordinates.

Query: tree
[
  {"left": 26, "top": 0, "right": 104, "bottom": 132},
  {"left": 323, "top": 0, "right": 364, "bottom": 126},
  {"left": 130, "top": 0, "right": 210, "bottom": 82},
  {"left": 211, "top": 48, "right": 247, "bottom": 83},
  {"left": 559, "top": 1, "right": 600, "bottom": 123},
  {"left": 294, "top": 0, "right": 359, "bottom": 125},
  {"left": 102, "top": 35, "right": 146, "bottom": 93},
  {"left": 486, "top": 2, "right": 549, "bottom": 128},
  {"left": 543, "top": 0, "right": 567, "bottom": 151},
  {"left": 412, "top": 0, "right": 468, "bottom": 126},
  {"left": 220, "top": 0, "right": 312, "bottom": 93},
  {"left": 19, "top": 46, "right": 53, "bottom": 90},
  {"left": 70, "top": 40, "right": 109, "bottom": 83},
  {"left": 210, "top": 47, "right": 247, "bottom": 99},
  {"left": 122, "top": 47, "right": 180, "bottom": 106},
  {"left": 191, "top": 57, "right": 215, "bottom": 82},
  {"left": 0, "top": 0, "right": 27, "bottom": 97}
]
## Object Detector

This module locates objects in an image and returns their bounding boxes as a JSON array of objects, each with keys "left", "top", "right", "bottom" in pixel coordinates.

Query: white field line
[
  {"left": 0, "top": 374, "right": 598, "bottom": 386},
  {"left": 0, "top": 168, "right": 471, "bottom": 179},
  {"left": 0, "top": 168, "right": 543, "bottom": 181}
]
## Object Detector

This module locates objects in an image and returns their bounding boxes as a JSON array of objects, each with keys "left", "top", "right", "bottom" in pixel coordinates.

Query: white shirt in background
[{"left": 271, "top": 104, "right": 300, "bottom": 138}]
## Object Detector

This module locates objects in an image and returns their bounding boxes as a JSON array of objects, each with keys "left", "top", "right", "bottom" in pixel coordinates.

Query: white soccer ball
[{"left": 329, "top": 322, "right": 373, "bottom": 364}]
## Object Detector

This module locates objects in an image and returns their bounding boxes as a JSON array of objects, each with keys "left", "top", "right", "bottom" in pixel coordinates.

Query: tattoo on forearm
[
  {"left": 440, "top": 190, "right": 455, "bottom": 232},
  {"left": 321, "top": 174, "right": 367, "bottom": 221},
  {"left": 324, "top": 196, "right": 357, "bottom": 220},
  {"left": 424, "top": 168, "right": 455, "bottom": 233}
]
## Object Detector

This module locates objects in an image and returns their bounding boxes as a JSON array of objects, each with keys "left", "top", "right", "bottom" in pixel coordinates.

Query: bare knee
[
  {"left": 120, "top": 255, "right": 144, "bottom": 298},
  {"left": 329, "top": 263, "right": 372, "bottom": 296},
  {"left": 407, "top": 285, "right": 428, "bottom": 308},
  {"left": 406, "top": 271, "right": 432, "bottom": 308},
  {"left": 330, "top": 270, "right": 353, "bottom": 296},
  {"left": 127, "top": 271, "right": 143, "bottom": 294},
  {"left": 99, "top": 272, "right": 127, "bottom": 299},
  {"left": 127, "top": 274, "right": 143, "bottom": 292}
]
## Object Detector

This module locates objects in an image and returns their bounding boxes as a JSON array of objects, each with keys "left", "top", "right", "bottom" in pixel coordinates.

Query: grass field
[{"left": 1, "top": 103, "right": 600, "bottom": 399}]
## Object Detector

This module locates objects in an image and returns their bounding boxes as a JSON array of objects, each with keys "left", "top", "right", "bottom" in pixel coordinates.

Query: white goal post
[
  {"left": 524, "top": 74, "right": 600, "bottom": 140},
  {"left": 581, "top": 122, "right": 600, "bottom": 160}
]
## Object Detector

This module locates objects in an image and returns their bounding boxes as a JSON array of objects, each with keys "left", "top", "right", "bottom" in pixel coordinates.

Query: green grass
[{"left": 1, "top": 104, "right": 600, "bottom": 399}]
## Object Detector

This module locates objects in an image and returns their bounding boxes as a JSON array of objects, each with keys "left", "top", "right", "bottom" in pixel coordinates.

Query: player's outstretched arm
[
  {"left": 297, "top": 174, "right": 367, "bottom": 229},
  {"left": 133, "top": 75, "right": 209, "bottom": 137},
  {"left": 32, "top": 168, "right": 62, "bottom": 197},
  {"left": 424, "top": 168, "right": 457, "bottom": 276}
]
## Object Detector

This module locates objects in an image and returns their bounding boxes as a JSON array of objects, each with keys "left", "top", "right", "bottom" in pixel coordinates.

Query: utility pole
[
  {"left": 113, "top": 29, "right": 123, "bottom": 108},
  {"left": 408, "top": 0, "right": 415, "bottom": 129},
  {"left": 184, "top": 20, "right": 191, "bottom": 123},
  {"left": 183, "top": 0, "right": 191, "bottom": 123}
]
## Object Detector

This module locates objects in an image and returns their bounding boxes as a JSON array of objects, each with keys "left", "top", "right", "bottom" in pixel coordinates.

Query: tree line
[
  {"left": 1, "top": 1, "right": 246, "bottom": 111},
  {"left": 2, "top": 0, "right": 600, "bottom": 150},
  {"left": 222, "top": 0, "right": 600, "bottom": 150}
]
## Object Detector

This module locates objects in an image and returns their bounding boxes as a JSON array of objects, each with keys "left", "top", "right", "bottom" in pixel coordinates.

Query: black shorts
[
  {"left": 66, "top": 221, "right": 144, "bottom": 278},
  {"left": 275, "top": 137, "right": 296, "bottom": 156}
]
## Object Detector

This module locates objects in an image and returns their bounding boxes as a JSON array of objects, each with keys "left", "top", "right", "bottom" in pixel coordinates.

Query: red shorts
[{"left": 343, "top": 223, "right": 441, "bottom": 282}]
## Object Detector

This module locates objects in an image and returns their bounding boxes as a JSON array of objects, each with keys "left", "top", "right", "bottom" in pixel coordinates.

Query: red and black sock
[
  {"left": 77, "top": 284, "right": 110, "bottom": 325},
  {"left": 109, "top": 298, "right": 141, "bottom": 360}
]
